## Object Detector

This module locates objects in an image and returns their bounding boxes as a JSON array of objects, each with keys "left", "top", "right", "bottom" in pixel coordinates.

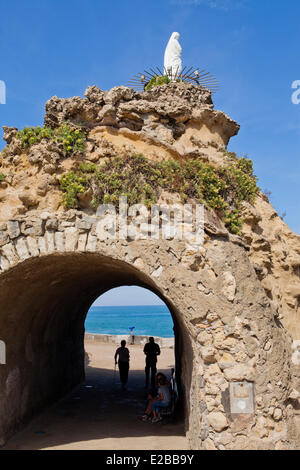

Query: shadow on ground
[{"left": 3, "top": 364, "right": 187, "bottom": 450}]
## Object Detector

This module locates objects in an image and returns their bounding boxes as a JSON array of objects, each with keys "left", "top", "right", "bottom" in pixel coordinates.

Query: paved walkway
[{"left": 3, "top": 342, "right": 188, "bottom": 450}]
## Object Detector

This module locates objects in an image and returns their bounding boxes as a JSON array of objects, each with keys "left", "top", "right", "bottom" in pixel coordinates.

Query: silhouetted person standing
[
  {"left": 144, "top": 337, "right": 161, "bottom": 389},
  {"left": 114, "top": 340, "right": 130, "bottom": 390}
]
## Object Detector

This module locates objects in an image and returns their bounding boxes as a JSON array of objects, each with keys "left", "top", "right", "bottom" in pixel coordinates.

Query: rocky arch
[
  {"left": 0, "top": 82, "right": 299, "bottom": 449},
  {"left": 0, "top": 250, "right": 191, "bottom": 445},
  {"left": 0, "top": 214, "right": 298, "bottom": 450}
]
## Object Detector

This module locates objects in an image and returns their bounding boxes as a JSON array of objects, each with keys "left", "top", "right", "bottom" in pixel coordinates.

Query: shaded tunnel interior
[{"left": 0, "top": 253, "right": 192, "bottom": 443}]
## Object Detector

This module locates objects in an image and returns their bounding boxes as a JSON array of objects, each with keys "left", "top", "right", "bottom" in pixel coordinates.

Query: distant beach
[{"left": 85, "top": 305, "right": 174, "bottom": 338}]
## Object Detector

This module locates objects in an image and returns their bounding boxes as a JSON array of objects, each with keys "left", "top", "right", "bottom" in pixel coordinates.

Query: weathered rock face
[
  {"left": 43, "top": 82, "right": 239, "bottom": 163},
  {"left": 0, "top": 83, "right": 299, "bottom": 449},
  {"left": 242, "top": 197, "right": 300, "bottom": 340},
  {"left": 0, "top": 83, "right": 239, "bottom": 222}
]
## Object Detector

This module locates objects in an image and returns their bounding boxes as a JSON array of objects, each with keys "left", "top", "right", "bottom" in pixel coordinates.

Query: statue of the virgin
[{"left": 164, "top": 32, "right": 182, "bottom": 79}]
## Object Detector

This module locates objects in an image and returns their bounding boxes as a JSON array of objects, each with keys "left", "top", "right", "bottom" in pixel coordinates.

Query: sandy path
[{"left": 3, "top": 342, "right": 188, "bottom": 450}]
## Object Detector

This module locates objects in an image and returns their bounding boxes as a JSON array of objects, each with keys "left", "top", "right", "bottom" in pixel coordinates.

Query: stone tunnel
[
  {"left": 0, "top": 82, "right": 299, "bottom": 449},
  {"left": 0, "top": 215, "right": 298, "bottom": 449}
]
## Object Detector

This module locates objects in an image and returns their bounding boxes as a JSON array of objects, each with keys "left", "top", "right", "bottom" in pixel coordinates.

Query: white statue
[{"left": 164, "top": 32, "right": 182, "bottom": 80}]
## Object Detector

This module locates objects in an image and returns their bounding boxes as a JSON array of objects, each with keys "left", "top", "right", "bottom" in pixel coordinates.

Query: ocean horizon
[{"left": 85, "top": 305, "right": 174, "bottom": 338}]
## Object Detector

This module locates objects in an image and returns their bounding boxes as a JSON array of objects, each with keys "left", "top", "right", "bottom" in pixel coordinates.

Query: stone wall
[
  {"left": 242, "top": 196, "right": 300, "bottom": 340},
  {"left": 85, "top": 333, "right": 174, "bottom": 349}
]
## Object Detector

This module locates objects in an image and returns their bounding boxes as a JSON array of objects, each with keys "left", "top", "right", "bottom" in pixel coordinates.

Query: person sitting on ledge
[{"left": 140, "top": 373, "right": 171, "bottom": 423}]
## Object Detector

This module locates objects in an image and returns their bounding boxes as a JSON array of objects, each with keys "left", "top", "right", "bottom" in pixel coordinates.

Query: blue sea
[{"left": 85, "top": 305, "right": 174, "bottom": 338}]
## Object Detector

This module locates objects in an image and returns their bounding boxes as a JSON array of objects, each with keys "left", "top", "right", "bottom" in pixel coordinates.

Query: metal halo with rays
[{"left": 127, "top": 66, "right": 219, "bottom": 94}]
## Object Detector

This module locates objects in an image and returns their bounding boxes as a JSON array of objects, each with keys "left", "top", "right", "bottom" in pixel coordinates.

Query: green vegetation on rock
[
  {"left": 0, "top": 173, "right": 6, "bottom": 182},
  {"left": 145, "top": 75, "right": 172, "bottom": 91},
  {"left": 59, "top": 152, "right": 259, "bottom": 234},
  {"left": 16, "top": 124, "right": 86, "bottom": 155}
]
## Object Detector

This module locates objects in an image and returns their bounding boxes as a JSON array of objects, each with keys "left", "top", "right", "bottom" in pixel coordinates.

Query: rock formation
[
  {"left": 0, "top": 82, "right": 299, "bottom": 449},
  {"left": 1, "top": 83, "right": 300, "bottom": 340}
]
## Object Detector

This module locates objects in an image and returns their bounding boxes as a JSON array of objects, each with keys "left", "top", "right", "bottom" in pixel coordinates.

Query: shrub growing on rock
[
  {"left": 16, "top": 124, "right": 86, "bottom": 156},
  {"left": 59, "top": 152, "right": 259, "bottom": 234},
  {"left": 145, "top": 75, "right": 171, "bottom": 91}
]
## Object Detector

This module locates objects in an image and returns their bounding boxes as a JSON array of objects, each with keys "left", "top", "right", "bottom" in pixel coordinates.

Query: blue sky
[
  {"left": 0, "top": 0, "right": 300, "bottom": 304},
  {"left": 93, "top": 286, "right": 164, "bottom": 306}
]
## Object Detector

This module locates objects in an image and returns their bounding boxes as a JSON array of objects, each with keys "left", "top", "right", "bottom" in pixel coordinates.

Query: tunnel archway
[
  {"left": 0, "top": 225, "right": 298, "bottom": 449},
  {"left": 0, "top": 252, "right": 192, "bottom": 445},
  {"left": 84, "top": 285, "right": 177, "bottom": 411}
]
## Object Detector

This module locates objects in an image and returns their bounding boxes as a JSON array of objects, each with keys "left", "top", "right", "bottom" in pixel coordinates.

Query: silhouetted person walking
[
  {"left": 144, "top": 337, "right": 160, "bottom": 389},
  {"left": 114, "top": 340, "right": 130, "bottom": 390}
]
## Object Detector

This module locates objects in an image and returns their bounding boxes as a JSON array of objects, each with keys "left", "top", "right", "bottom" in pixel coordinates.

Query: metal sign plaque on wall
[
  {"left": 229, "top": 382, "right": 254, "bottom": 414},
  {"left": 0, "top": 340, "right": 6, "bottom": 364}
]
